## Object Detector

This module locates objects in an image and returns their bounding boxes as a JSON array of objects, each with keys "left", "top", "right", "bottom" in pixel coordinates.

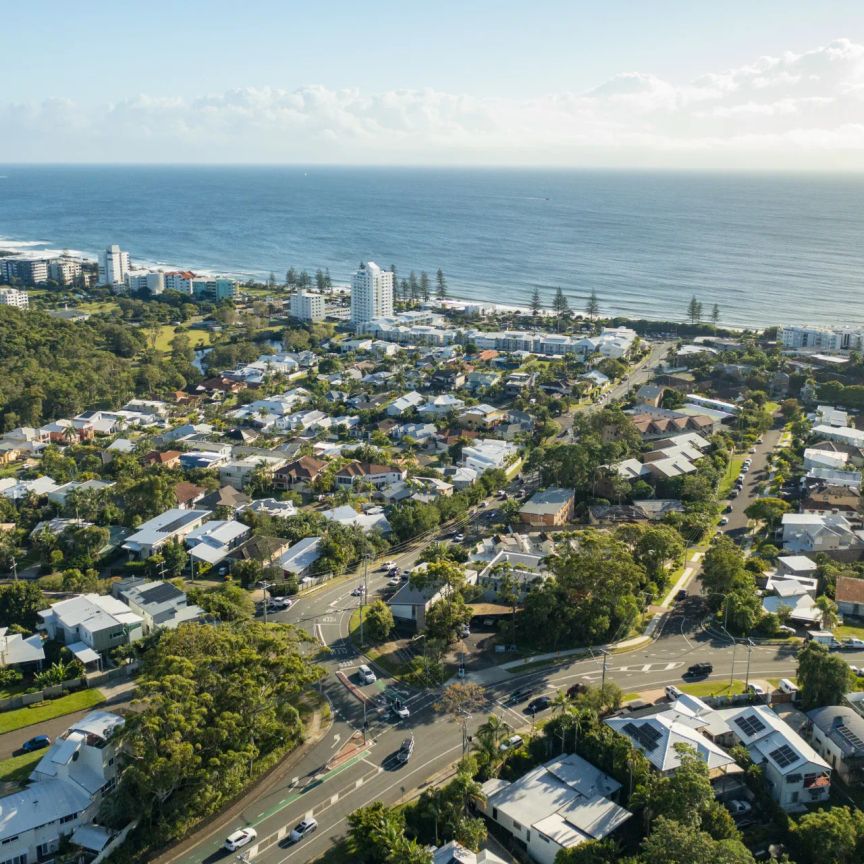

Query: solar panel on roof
[
  {"left": 622, "top": 722, "right": 661, "bottom": 753},
  {"left": 734, "top": 715, "right": 766, "bottom": 737},
  {"left": 769, "top": 744, "right": 799, "bottom": 769},
  {"left": 835, "top": 724, "right": 864, "bottom": 751}
]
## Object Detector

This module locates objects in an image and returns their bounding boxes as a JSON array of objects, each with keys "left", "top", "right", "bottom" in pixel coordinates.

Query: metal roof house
[{"left": 122, "top": 508, "right": 211, "bottom": 558}]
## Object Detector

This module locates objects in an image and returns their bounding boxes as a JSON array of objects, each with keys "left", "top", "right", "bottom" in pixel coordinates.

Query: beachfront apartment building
[
  {"left": 350, "top": 261, "right": 394, "bottom": 325},
  {"left": 99, "top": 244, "right": 129, "bottom": 286},
  {"left": 0, "top": 286, "right": 30, "bottom": 309},
  {"left": 191, "top": 276, "right": 238, "bottom": 300},
  {"left": 1, "top": 257, "right": 48, "bottom": 286},
  {"left": 290, "top": 291, "right": 326, "bottom": 322},
  {"left": 782, "top": 325, "right": 864, "bottom": 355},
  {"left": 125, "top": 269, "right": 166, "bottom": 294},
  {"left": 48, "top": 256, "right": 83, "bottom": 285}
]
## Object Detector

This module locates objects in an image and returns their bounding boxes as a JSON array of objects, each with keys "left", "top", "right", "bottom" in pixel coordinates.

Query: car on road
[
  {"left": 397, "top": 735, "right": 415, "bottom": 763},
  {"left": 499, "top": 734, "right": 524, "bottom": 752},
  {"left": 526, "top": 695, "right": 551, "bottom": 714},
  {"left": 453, "top": 533, "right": 465, "bottom": 543},
  {"left": 719, "top": 517, "right": 729, "bottom": 526},
  {"left": 727, "top": 800, "right": 752, "bottom": 816},
  {"left": 388, "top": 576, "right": 402, "bottom": 587},
  {"left": 391, "top": 700, "right": 410, "bottom": 720},
  {"left": 723, "top": 504, "right": 733, "bottom": 513},
  {"left": 567, "top": 682, "right": 587, "bottom": 699},
  {"left": 21, "top": 735, "right": 51, "bottom": 753},
  {"left": 844, "top": 637, "right": 864, "bottom": 649},
  {"left": 289, "top": 818, "right": 318, "bottom": 843},
  {"left": 351, "top": 585, "right": 363, "bottom": 597},
  {"left": 675, "top": 589, "right": 688, "bottom": 602},
  {"left": 271, "top": 596, "right": 294, "bottom": 609},
  {"left": 729, "top": 489, "right": 739, "bottom": 498},
  {"left": 749, "top": 447, "right": 757, "bottom": 454},
  {"left": 357, "top": 664, "right": 377, "bottom": 685},
  {"left": 382, "top": 561, "right": 397, "bottom": 570},
  {"left": 225, "top": 828, "right": 257, "bottom": 851},
  {"left": 507, "top": 686, "right": 537, "bottom": 705},
  {"left": 685, "top": 662, "right": 713, "bottom": 678}
]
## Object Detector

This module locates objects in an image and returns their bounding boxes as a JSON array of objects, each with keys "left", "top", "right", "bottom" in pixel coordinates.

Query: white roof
[
  {"left": 66, "top": 641, "right": 101, "bottom": 664},
  {"left": 0, "top": 779, "right": 91, "bottom": 841},
  {"left": 277, "top": 537, "right": 322, "bottom": 574},
  {"left": 778, "top": 555, "right": 819, "bottom": 573},
  {"left": 39, "top": 594, "right": 142, "bottom": 635},
  {"left": 0, "top": 631, "right": 45, "bottom": 666},
  {"left": 124, "top": 508, "right": 211, "bottom": 548}
]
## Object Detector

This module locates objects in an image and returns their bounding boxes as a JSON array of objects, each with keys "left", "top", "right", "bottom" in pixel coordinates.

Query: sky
[{"left": 3, "top": 0, "right": 864, "bottom": 169}]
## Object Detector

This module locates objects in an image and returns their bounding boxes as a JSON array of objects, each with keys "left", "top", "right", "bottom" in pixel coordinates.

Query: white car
[
  {"left": 351, "top": 585, "right": 363, "bottom": 597},
  {"left": 391, "top": 701, "right": 410, "bottom": 719},
  {"left": 382, "top": 561, "right": 397, "bottom": 570},
  {"left": 289, "top": 817, "right": 318, "bottom": 843},
  {"left": 388, "top": 576, "right": 402, "bottom": 587},
  {"left": 358, "top": 664, "right": 376, "bottom": 685},
  {"left": 665, "top": 685, "right": 683, "bottom": 701},
  {"left": 747, "top": 683, "right": 766, "bottom": 696},
  {"left": 846, "top": 637, "right": 864, "bottom": 649},
  {"left": 727, "top": 800, "right": 752, "bottom": 816},
  {"left": 453, "top": 533, "right": 465, "bottom": 543},
  {"left": 499, "top": 734, "right": 524, "bottom": 752},
  {"left": 849, "top": 665, "right": 863, "bottom": 677},
  {"left": 225, "top": 828, "right": 257, "bottom": 851}
]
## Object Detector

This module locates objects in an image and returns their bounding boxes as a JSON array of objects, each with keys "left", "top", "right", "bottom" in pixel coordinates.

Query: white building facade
[
  {"left": 290, "top": 291, "right": 326, "bottom": 322},
  {"left": 781, "top": 325, "right": 864, "bottom": 355},
  {"left": 0, "top": 287, "right": 29, "bottom": 309},
  {"left": 98, "top": 245, "right": 129, "bottom": 286},
  {"left": 350, "top": 261, "right": 394, "bottom": 325}
]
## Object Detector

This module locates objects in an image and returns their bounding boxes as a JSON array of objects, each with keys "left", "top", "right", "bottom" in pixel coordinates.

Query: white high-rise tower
[
  {"left": 350, "top": 261, "right": 393, "bottom": 325},
  {"left": 99, "top": 244, "right": 130, "bottom": 286}
]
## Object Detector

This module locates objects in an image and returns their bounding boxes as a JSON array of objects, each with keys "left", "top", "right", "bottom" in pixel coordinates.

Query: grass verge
[
  {"left": 0, "top": 689, "right": 106, "bottom": 735},
  {"left": 0, "top": 749, "right": 43, "bottom": 784},
  {"left": 680, "top": 679, "right": 746, "bottom": 698},
  {"left": 835, "top": 624, "right": 864, "bottom": 641},
  {"left": 718, "top": 454, "right": 747, "bottom": 498},
  {"left": 348, "top": 608, "right": 408, "bottom": 678}
]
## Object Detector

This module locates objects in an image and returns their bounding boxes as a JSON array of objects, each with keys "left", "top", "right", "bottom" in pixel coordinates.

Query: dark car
[
  {"left": 526, "top": 695, "right": 551, "bottom": 714},
  {"left": 21, "top": 735, "right": 51, "bottom": 753},
  {"left": 567, "top": 682, "right": 587, "bottom": 699},
  {"left": 507, "top": 686, "right": 537, "bottom": 706},
  {"left": 685, "top": 662, "right": 713, "bottom": 678},
  {"left": 675, "top": 589, "right": 688, "bottom": 602}
]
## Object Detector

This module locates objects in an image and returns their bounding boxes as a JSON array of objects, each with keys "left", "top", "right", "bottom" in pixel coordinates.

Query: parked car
[
  {"left": 845, "top": 637, "right": 864, "bottom": 649},
  {"left": 388, "top": 576, "right": 402, "bottom": 587},
  {"left": 271, "top": 596, "right": 294, "bottom": 609},
  {"left": 397, "top": 735, "right": 415, "bottom": 763},
  {"left": 729, "top": 489, "right": 739, "bottom": 499},
  {"left": 777, "top": 625, "right": 797, "bottom": 636},
  {"left": 526, "top": 695, "right": 551, "bottom": 714},
  {"left": 499, "top": 734, "right": 524, "bottom": 752},
  {"left": 357, "top": 664, "right": 376, "bottom": 685},
  {"left": 459, "top": 623, "right": 471, "bottom": 638},
  {"left": 391, "top": 700, "right": 410, "bottom": 720},
  {"left": 747, "top": 683, "right": 766, "bottom": 696},
  {"left": 727, "top": 800, "right": 752, "bottom": 816},
  {"left": 382, "top": 561, "right": 397, "bottom": 570},
  {"left": 453, "top": 533, "right": 465, "bottom": 543},
  {"left": 719, "top": 517, "right": 729, "bottom": 526},
  {"left": 289, "top": 818, "right": 318, "bottom": 843},
  {"left": 665, "top": 685, "right": 683, "bottom": 701},
  {"left": 225, "top": 828, "right": 257, "bottom": 851},
  {"left": 849, "top": 665, "right": 863, "bottom": 677},
  {"left": 778, "top": 678, "right": 799, "bottom": 695},
  {"left": 21, "top": 735, "right": 51, "bottom": 753},
  {"left": 685, "top": 662, "right": 713, "bottom": 678},
  {"left": 567, "top": 682, "right": 587, "bottom": 699}
]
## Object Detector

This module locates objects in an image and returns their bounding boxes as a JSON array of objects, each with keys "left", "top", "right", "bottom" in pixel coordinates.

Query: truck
[{"left": 807, "top": 630, "right": 841, "bottom": 649}]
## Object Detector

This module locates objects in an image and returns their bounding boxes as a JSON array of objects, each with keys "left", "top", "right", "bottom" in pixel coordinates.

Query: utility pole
[
  {"left": 259, "top": 579, "right": 272, "bottom": 625},
  {"left": 10, "top": 556, "right": 17, "bottom": 583},
  {"left": 600, "top": 649, "right": 609, "bottom": 690},
  {"left": 729, "top": 638, "right": 737, "bottom": 687},
  {"left": 359, "top": 555, "right": 369, "bottom": 646},
  {"left": 744, "top": 639, "right": 754, "bottom": 690}
]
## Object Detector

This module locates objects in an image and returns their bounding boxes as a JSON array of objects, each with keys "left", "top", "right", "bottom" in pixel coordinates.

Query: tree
[
  {"left": 530, "top": 287, "right": 542, "bottom": 316},
  {"left": 187, "top": 583, "right": 254, "bottom": 621},
  {"left": 815, "top": 595, "right": 840, "bottom": 631},
  {"left": 686, "top": 295, "right": 703, "bottom": 324},
  {"left": 586, "top": 289, "right": 599, "bottom": 319},
  {"left": 700, "top": 537, "right": 751, "bottom": 610},
  {"left": 633, "top": 525, "right": 685, "bottom": 585},
  {"left": 420, "top": 271, "right": 431, "bottom": 302},
  {"left": 364, "top": 600, "right": 395, "bottom": 642},
  {"left": 552, "top": 287, "right": 570, "bottom": 316},
  {"left": 711, "top": 303, "right": 721, "bottom": 329},
  {"left": 554, "top": 838, "right": 621, "bottom": 864},
  {"left": 744, "top": 497, "right": 790, "bottom": 528},
  {"left": 797, "top": 640, "right": 852, "bottom": 709},
  {"left": 792, "top": 805, "right": 864, "bottom": 864},
  {"left": 641, "top": 817, "right": 754, "bottom": 864},
  {"left": 0, "top": 581, "right": 46, "bottom": 631},
  {"left": 436, "top": 268, "right": 447, "bottom": 300},
  {"left": 104, "top": 621, "right": 321, "bottom": 840}
]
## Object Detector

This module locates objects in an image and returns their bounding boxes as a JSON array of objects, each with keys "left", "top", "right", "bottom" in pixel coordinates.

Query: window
[
  {"left": 512, "top": 820, "right": 522, "bottom": 831},
  {"left": 60, "top": 813, "right": 77, "bottom": 824},
  {"left": 786, "top": 774, "right": 802, "bottom": 784},
  {"left": 0, "top": 854, "right": 28, "bottom": 864},
  {"left": 791, "top": 791, "right": 799, "bottom": 803}
]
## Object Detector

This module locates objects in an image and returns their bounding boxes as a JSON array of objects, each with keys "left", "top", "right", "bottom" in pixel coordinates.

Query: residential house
[
  {"left": 836, "top": 575, "right": 864, "bottom": 619},
  {"left": 717, "top": 704, "right": 831, "bottom": 810},
  {"left": 800, "top": 483, "right": 860, "bottom": 514},
  {"left": 444, "top": 466, "right": 479, "bottom": 489},
  {"left": 761, "top": 576, "right": 822, "bottom": 626},
  {"left": 588, "top": 500, "right": 685, "bottom": 525},
  {"left": 226, "top": 535, "right": 292, "bottom": 568},
  {"left": 812, "top": 424, "right": 864, "bottom": 449},
  {"left": 519, "top": 488, "right": 574, "bottom": 527},
  {"left": 418, "top": 394, "right": 466, "bottom": 417},
  {"left": 459, "top": 404, "right": 505, "bottom": 430},
  {"left": 143, "top": 449, "right": 182, "bottom": 468},
  {"left": 335, "top": 462, "right": 407, "bottom": 490},
  {"left": 806, "top": 706, "right": 864, "bottom": 784},
  {"left": 199, "top": 485, "right": 251, "bottom": 514},
  {"left": 776, "top": 555, "right": 819, "bottom": 580},
  {"left": 0, "top": 627, "right": 45, "bottom": 669},
  {"left": 781, "top": 512, "right": 864, "bottom": 553},
  {"left": 392, "top": 422, "right": 438, "bottom": 444},
  {"left": 38, "top": 594, "right": 144, "bottom": 654},
  {"left": 0, "top": 475, "right": 60, "bottom": 502},
  {"left": 803, "top": 447, "right": 849, "bottom": 472},
  {"left": 477, "top": 550, "right": 547, "bottom": 601},
  {"left": 431, "top": 368, "right": 467, "bottom": 391},
  {"left": 465, "top": 371, "right": 500, "bottom": 393},
  {"left": 273, "top": 456, "right": 328, "bottom": 491},
  {"left": 478, "top": 754, "right": 631, "bottom": 864},
  {"left": 175, "top": 481, "right": 206, "bottom": 509},
  {"left": 0, "top": 712, "right": 125, "bottom": 864},
  {"left": 123, "top": 508, "right": 211, "bottom": 558},
  {"left": 277, "top": 537, "right": 323, "bottom": 579},
  {"left": 461, "top": 439, "right": 518, "bottom": 474},
  {"left": 113, "top": 578, "right": 203, "bottom": 634},
  {"left": 239, "top": 498, "right": 298, "bottom": 518},
  {"left": 219, "top": 454, "right": 287, "bottom": 491},
  {"left": 47, "top": 479, "right": 115, "bottom": 508},
  {"left": 386, "top": 391, "right": 426, "bottom": 417},
  {"left": 185, "top": 519, "right": 251, "bottom": 566},
  {"left": 635, "top": 383, "right": 665, "bottom": 407},
  {"left": 321, "top": 504, "right": 391, "bottom": 534},
  {"left": 433, "top": 840, "right": 506, "bottom": 864}
]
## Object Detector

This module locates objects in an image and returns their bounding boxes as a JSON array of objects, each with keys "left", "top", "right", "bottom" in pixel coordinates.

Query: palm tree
[
  {"left": 815, "top": 595, "right": 840, "bottom": 631},
  {"left": 477, "top": 713, "right": 510, "bottom": 748}
]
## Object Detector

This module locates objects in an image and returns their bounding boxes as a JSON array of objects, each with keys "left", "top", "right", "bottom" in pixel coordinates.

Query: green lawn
[
  {"left": 0, "top": 749, "right": 44, "bottom": 784},
  {"left": 152, "top": 324, "right": 212, "bottom": 352},
  {"left": 0, "top": 689, "right": 106, "bottom": 735},
  {"left": 835, "top": 624, "right": 864, "bottom": 641},
  {"left": 680, "top": 679, "right": 746, "bottom": 698},
  {"left": 718, "top": 454, "right": 747, "bottom": 498}
]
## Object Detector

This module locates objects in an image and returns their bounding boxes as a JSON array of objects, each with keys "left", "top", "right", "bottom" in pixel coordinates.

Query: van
[
  {"left": 357, "top": 664, "right": 376, "bottom": 685},
  {"left": 778, "top": 678, "right": 799, "bottom": 695}
]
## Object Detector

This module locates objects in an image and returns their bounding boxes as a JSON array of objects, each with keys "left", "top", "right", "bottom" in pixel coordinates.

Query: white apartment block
[
  {"left": 98, "top": 244, "right": 130, "bottom": 286},
  {"left": 125, "top": 269, "right": 165, "bottom": 294},
  {"left": 163, "top": 271, "right": 196, "bottom": 293},
  {"left": 0, "top": 286, "right": 29, "bottom": 309},
  {"left": 290, "top": 291, "right": 326, "bottom": 322},
  {"left": 350, "top": 261, "right": 394, "bottom": 325},
  {"left": 781, "top": 325, "right": 864, "bottom": 355},
  {"left": 48, "top": 257, "right": 82, "bottom": 285}
]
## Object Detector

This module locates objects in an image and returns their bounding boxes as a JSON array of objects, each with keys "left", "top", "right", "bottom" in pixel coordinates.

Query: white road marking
[{"left": 330, "top": 734, "right": 341, "bottom": 749}]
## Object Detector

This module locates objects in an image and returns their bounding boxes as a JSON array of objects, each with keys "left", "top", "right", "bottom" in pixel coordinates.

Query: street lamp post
[
  {"left": 359, "top": 555, "right": 369, "bottom": 646},
  {"left": 744, "top": 639, "right": 754, "bottom": 690}
]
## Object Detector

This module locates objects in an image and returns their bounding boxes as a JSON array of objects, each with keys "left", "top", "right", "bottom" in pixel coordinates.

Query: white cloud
[{"left": 2, "top": 39, "right": 864, "bottom": 168}]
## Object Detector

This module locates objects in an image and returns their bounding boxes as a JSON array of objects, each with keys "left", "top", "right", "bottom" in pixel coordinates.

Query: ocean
[{"left": 0, "top": 165, "right": 861, "bottom": 328}]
